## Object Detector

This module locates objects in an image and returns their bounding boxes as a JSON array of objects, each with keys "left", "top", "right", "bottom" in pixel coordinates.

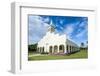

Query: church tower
[{"left": 48, "top": 20, "right": 55, "bottom": 33}]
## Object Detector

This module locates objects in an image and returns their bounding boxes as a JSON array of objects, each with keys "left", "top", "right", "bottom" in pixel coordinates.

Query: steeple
[
  {"left": 50, "top": 19, "right": 53, "bottom": 25},
  {"left": 48, "top": 20, "right": 55, "bottom": 33}
]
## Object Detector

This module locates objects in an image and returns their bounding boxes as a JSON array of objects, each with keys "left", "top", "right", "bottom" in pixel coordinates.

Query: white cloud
[
  {"left": 60, "top": 26, "right": 64, "bottom": 30},
  {"left": 79, "top": 18, "right": 88, "bottom": 28},
  {"left": 77, "top": 29, "right": 81, "bottom": 32},
  {"left": 76, "top": 18, "right": 88, "bottom": 38},
  {"left": 43, "top": 17, "right": 50, "bottom": 23},
  {"left": 63, "top": 24, "right": 74, "bottom": 40},
  {"left": 59, "top": 20, "right": 63, "bottom": 24},
  {"left": 64, "top": 24, "right": 74, "bottom": 35},
  {"left": 28, "top": 15, "right": 50, "bottom": 44},
  {"left": 76, "top": 28, "right": 87, "bottom": 38}
]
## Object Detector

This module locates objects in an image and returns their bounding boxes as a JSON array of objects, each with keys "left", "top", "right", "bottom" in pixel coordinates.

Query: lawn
[{"left": 28, "top": 50, "right": 88, "bottom": 61}]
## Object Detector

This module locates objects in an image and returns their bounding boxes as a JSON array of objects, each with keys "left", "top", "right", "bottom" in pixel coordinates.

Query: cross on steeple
[{"left": 48, "top": 20, "right": 55, "bottom": 33}]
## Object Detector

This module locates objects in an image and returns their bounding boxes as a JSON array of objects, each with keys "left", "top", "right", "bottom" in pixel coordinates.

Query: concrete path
[{"left": 28, "top": 54, "right": 48, "bottom": 57}]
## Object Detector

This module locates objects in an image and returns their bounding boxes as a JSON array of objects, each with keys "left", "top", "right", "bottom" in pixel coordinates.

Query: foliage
[
  {"left": 28, "top": 43, "right": 37, "bottom": 52},
  {"left": 81, "top": 42, "right": 84, "bottom": 47},
  {"left": 41, "top": 52, "right": 49, "bottom": 54}
]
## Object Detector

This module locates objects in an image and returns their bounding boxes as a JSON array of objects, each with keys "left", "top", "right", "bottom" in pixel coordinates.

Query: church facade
[{"left": 37, "top": 21, "right": 79, "bottom": 54}]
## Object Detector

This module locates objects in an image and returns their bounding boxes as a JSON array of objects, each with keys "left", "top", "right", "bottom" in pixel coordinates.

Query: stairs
[{"left": 49, "top": 52, "right": 66, "bottom": 56}]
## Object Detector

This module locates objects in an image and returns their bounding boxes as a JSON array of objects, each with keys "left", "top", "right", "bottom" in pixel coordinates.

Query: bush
[
  {"left": 28, "top": 44, "right": 37, "bottom": 52},
  {"left": 41, "top": 52, "right": 49, "bottom": 54}
]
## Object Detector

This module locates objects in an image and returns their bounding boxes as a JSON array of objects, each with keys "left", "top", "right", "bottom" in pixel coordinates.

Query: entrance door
[{"left": 59, "top": 45, "right": 64, "bottom": 53}]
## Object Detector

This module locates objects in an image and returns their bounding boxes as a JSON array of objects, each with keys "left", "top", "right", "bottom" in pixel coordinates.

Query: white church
[{"left": 37, "top": 21, "right": 79, "bottom": 54}]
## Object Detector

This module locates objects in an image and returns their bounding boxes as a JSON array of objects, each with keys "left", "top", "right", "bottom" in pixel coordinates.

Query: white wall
[{"left": 0, "top": 0, "right": 100, "bottom": 76}]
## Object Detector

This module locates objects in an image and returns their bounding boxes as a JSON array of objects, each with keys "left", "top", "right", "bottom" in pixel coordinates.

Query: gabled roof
[{"left": 66, "top": 39, "right": 79, "bottom": 47}]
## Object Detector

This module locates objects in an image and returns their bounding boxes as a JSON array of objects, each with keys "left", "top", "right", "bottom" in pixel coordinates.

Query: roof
[{"left": 66, "top": 39, "right": 79, "bottom": 47}]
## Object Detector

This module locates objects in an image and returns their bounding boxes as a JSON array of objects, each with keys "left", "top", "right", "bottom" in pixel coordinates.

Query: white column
[
  {"left": 57, "top": 45, "right": 59, "bottom": 53},
  {"left": 64, "top": 44, "right": 67, "bottom": 54},
  {"left": 46, "top": 43, "right": 48, "bottom": 52},
  {"left": 57, "top": 45, "right": 58, "bottom": 53},
  {"left": 53, "top": 46, "right": 54, "bottom": 53},
  {"left": 47, "top": 46, "right": 49, "bottom": 53},
  {"left": 69, "top": 45, "right": 70, "bottom": 53}
]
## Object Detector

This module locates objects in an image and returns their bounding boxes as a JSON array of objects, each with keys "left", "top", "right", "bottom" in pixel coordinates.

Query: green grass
[{"left": 28, "top": 50, "right": 88, "bottom": 61}]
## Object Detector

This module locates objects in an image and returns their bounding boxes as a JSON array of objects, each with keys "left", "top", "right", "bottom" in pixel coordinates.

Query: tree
[
  {"left": 81, "top": 42, "right": 84, "bottom": 47},
  {"left": 86, "top": 41, "right": 88, "bottom": 44},
  {"left": 86, "top": 41, "right": 88, "bottom": 49},
  {"left": 28, "top": 43, "right": 37, "bottom": 52}
]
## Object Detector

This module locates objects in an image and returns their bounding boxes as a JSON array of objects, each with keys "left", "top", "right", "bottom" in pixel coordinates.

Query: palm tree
[{"left": 81, "top": 42, "right": 84, "bottom": 47}]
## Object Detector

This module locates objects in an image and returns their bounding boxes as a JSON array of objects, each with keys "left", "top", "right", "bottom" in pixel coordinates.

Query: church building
[{"left": 37, "top": 21, "right": 79, "bottom": 54}]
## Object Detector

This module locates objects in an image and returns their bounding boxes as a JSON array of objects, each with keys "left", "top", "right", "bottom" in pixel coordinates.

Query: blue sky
[{"left": 28, "top": 15, "right": 88, "bottom": 46}]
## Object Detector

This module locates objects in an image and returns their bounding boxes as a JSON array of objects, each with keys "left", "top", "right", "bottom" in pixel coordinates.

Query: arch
[
  {"left": 54, "top": 45, "right": 58, "bottom": 53},
  {"left": 42, "top": 47, "right": 44, "bottom": 53},
  {"left": 68, "top": 45, "right": 70, "bottom": 53},
  {"left": 75, "top": 47, "right": 77, "bottom": 51},
  {"left": 59, "top": 45, "right": 64, "bottom": 53},
  {"left": 70, "top": 45, "right": 71, "bottom": 53},
  {"left": 73, "top": 46, "right": 74, "bottom": 52},
  {"left": 49, "top": 46, "right": 53, "bottom": 53},
  {"left": 66, "top": 45, "right": 69, "bottom": 53},
  {"left": 71, "top": 46, "right": 73, "bottom": 52}
]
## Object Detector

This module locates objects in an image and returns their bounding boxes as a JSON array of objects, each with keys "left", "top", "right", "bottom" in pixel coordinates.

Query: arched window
[
  {"left": 67, "top": 45, "right": 68, "bottom": 51},
  {"left": 42, "top": 47, "right": 44, "bottom": 53},
  {"left": 72, "top": 46, "right": 73, "bottom": 52},
  {"left": 54, "top": 45, "right": 58, "bottom": 53},
  {"left": 66, "top": 45, "right": 69, "bottom": 53},
  {"left": 70, "top": 46, "right": 71, "bottom": 52},
  {"left": 59, "top": 45, "right": 64, "bottom": 53}
]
